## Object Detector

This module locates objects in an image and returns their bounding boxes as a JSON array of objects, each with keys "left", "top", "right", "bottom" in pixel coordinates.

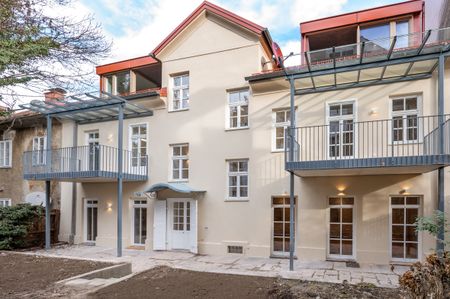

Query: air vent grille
[{"left": 227, "top": 245, "right": 243, "bottom": 254}]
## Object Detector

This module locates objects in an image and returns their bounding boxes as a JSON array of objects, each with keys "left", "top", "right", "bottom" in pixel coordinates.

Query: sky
[
  {"left": 2, "top": 0, "right": 407, "bottom": 104},
  {"left": 75, "top": 0, "right": 404, "bottom": 66}
]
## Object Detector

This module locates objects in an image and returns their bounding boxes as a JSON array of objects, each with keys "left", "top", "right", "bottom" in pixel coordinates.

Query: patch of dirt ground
[
  {"left": 90, "top": 266, "right": 402, "bottom": 299},
  {"left": 0, "top": 251, "right": 112, "bottom": 298}
]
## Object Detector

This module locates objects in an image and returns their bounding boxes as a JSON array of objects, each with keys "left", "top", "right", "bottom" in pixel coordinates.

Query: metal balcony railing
[
  {"left": 285, "top": 115, "right": 450, "bottom": 170},
  {"left": 23, "top": 145, "right": 148, "bottom": 181}
]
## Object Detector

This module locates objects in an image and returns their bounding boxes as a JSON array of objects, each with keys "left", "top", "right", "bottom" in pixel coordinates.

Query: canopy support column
[
  {"left": 117, "top": 104, "right": 124, "bottom": 257},
  {"left": 437, "top": 54, "right": 445, "bottom": 254},
  {"left": 45, "top": 115, "right": 52, "bottom": 250},
  {"left": 69, "top": 122, "right": 78, "bottom": 245},
  {"left": 289, "top": 76, "right": 296, "bottom": 271}
]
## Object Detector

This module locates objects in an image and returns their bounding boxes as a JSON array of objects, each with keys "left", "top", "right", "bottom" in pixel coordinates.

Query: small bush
[{"left": 0, "top": 204, "right": 43, "bottom": 250}]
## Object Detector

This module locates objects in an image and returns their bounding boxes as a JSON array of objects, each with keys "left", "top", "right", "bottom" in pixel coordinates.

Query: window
[
  {"left": 172, "top": 74, "right": 189, "bottom": 111},
  {"left": 171, "top": 144, "right": 189, "bottom": 180},
  {"left": 329, "top": 197, "right": 354, "bottom": 258},
  {"left": 0, "top": 140, "right": 12, "bottom": 168},
  {"left": 272, "top": 196, "right": 295, "bottom": 255},
  {"left": 227, "top": 90, "right": 249, "bottom": 129},
  {"left": 32, "top": 136, "right": 46, "bottom": 166},
  {"left": 273, "top": 109, "right": 291, "bottom": 151},
  {"left": 360, "top": 23, "right": 391, "bottom": 49},
  {"left": 327, "top": 102, "right": 355, "bottom": 158},
  {"left": 391, "top": 196, "right": 420, "bottom": 261},
  {"left": 391, "top": 96, "right": 419, "bottom": 143},
  {"left": 104, "top": 75, "right": 113, "bottom": 94},
  {"left": 395, "top": 20, "right": 410, "bottom": 48},
  {"left": 0, "top": 198, "right": 11, "bottom": 207},
  {"left": 116, "top": 72, "right": 130, "bottom": 95},
  {"left": 227, "top": 159, "right": 248, "bottom": 199},
  {"left": 173, "top": 201, "right": 190, "bottom": 231},
  {"left": 130, "top": 124, "right": 147, "bottom": 167}
]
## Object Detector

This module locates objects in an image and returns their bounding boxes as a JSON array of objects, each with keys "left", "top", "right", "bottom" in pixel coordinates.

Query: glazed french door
[
  {"left": 272, "top": 196, "right": 295, "bottom": 256},
  {"left": 328, "top": 197, "right": 354, "bottom": 259},
  {"left": 328, "top": 103, "right": 355, "bottom": 159},
  {"left": 87, "top": 131, "right": 99, "bottom": 171},
  {"left": 85, "top": 199, "right": 98, "bottom": 242},
  {"left": 170, "top": 199, "right": 191, "bottom": 250},
  {"left": 133, "top": 200, "right": 147, "bottom": 245},
  {"left": 391, "top": 196, "right": 420, "bottom": 261}
]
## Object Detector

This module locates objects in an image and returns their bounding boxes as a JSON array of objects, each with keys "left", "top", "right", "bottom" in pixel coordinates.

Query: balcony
[
  {"left": 286, "top": 115, "right": 450, "bottom": 177},
  {"left": 23, "top": 145, "right": 148, "bottom": 182}
]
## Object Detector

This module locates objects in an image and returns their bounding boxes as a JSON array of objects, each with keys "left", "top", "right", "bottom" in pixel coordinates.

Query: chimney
[{"left": 44, "top": 88, "right": 66, "bottom": 105}]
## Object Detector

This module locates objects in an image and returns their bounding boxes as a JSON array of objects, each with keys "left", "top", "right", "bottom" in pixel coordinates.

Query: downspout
[
  {"left": 289, "top": 76, "right": 296, "bottom": 271},
  {"left": 69, "top": 121, "right": 78, "bottom": 245},
  {"left": 437, "top": 54, "right": 445, "bottom": 254}
]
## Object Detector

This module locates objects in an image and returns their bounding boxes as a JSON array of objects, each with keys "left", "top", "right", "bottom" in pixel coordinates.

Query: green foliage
[
  {"left": 415, "top": 210, "right": 449, "bottom": 250},
  {"left": 0, "top": 0, "right": 110, "bottom": 93},
  {"left": 0, "top": 204, "right": 43, "bottom": 250}
]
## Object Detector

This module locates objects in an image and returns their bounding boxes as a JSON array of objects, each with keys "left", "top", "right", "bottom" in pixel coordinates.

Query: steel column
[
  {"left": 437, "top": 55, "right": 445, "bottom": 253},
  {"left": 117, "top": 104, "right": 124, "bottom": 257},
  {"left": 45, "top": 115, "right": 52, "bottom": 249},
  {"left": 289, "top": 76, "right": 296, "bottom": 271}
]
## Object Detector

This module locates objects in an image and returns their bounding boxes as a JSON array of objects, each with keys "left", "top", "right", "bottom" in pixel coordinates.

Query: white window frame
[
  {"left": 129, "top": 123, "right": 148, "bottom": 170},
  {"left": 272, "top": 108, "right": 295, "bottom": 152},
  {"left": 84, "top": 198, "right": 98, "bottom": 243},
  {"left": 170, "top": 144, "right": 189, "bottom": 181},
  {"left": 325, "top": 100, "right": 357, "bottom": 160},
  {"left": 226, "top": 159, "right": 249, "bottom": 201},
  {"left": 226, "top": 89, "right": 249, "bottom": 130},
  {"left": 32, "top": 136, "right": 46, "bottom": 166},
  {"left": 327, "top": 196, "right": 356, "bottom": 261},
  {"left": 170, "top": 74, "right": 189, "bottom": 111},
  {"left": 389, "top": 95, "right": 422, "bottom": 145},
  {"left": 0, "top": 140, "right": 12, "bottom": 168},
  {"left": 0, "top": 198, "right": 11, "bottom": 207},
  {"left": 389, "top": 195, "right": 422, "bottom": 263}
]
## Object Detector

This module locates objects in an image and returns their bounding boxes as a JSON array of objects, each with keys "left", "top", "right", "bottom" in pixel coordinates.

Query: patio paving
[{"left": 29, "top": 245, "right": 407, "bottom": 288}]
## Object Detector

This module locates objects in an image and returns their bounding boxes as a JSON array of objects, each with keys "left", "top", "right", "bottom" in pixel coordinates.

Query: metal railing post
[{"left": 117, "top": 104, "right": 124, "bottom": 257}]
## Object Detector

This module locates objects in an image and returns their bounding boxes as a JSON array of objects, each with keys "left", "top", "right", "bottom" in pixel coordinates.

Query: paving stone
[
  {"left": 65, "top": 279, "right": 90, "bottom": 286},
  {"left": 363, "top": 277, "right": 379, "bottom": 285}
]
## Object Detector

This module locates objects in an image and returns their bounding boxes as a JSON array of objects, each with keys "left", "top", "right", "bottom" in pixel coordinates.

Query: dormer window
[{"left": 116, "top": 72, "right": 130, "bottom": 95}]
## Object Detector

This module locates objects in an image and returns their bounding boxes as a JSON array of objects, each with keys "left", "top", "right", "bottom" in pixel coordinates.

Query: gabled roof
[{"left": 152, "top": 1, "right": 271, "bottom": 56}]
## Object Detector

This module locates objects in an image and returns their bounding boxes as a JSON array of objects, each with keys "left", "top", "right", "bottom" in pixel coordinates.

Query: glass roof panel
[
  {"left": 383, "top": 63, "right": 410, "bottom": 79},
  {"left": 359, "top": 68, "right": 383, "bottom": 81},
  {"left": 390, "top": 32, "right": 423, "bottom": 59},
  {"left": 336, "top": 71, "right": 359, "bottom": 85},
  {"left": 294, "top": 77, "right": 314, "bottom": 89},
  {"left": 408, "top": 59, "right": 438, "bottom": 75},
  {"left": 313, "top": 74, "right": 335, "bottom": 87}
]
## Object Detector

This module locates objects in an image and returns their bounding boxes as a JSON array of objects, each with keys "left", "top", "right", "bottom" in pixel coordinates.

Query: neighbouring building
[
  {"left": 0, "top": 89, "right": 63, "bottom": 208},
  {"left": 21, "top": 0, "right": 450, "bottom": 265}
]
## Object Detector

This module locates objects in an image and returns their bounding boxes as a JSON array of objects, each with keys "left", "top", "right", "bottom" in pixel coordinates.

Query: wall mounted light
[
  {"left": 337, "top": 191, "right": 346, "bottom": 196},
  {"left": 107, "top": 202, "right": 113, "bottom": 211},
  {"left": 399, "top": 189, "right": 407, "bottom": 195},
  {"left": 369, "top": 108, "right": 378, "bottom": 116}
]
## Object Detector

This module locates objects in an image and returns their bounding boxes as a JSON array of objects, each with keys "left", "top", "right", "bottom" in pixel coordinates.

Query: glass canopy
[{"left": 19, "top": 91, "right": 153, "bottom": 124}]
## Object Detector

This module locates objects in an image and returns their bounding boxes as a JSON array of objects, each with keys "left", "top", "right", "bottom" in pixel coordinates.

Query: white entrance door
[
  {"left": 85, "top": 199, "right": 98, "bottom": 242},
  {"left": 328, "top": 197, "right": 355, "bottom": 259},
  {"left": 86, "top": 131, "right": 100, "bottom": 171},
  {"left": 168, "top": 198, "right": 197, "bottom": 252}
]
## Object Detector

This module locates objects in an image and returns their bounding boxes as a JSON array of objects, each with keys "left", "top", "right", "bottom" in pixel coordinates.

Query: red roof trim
[
  {"left": 152, "top": 1, "right": 266, "bottom": 56},
  {"left": 301, "top": 0, "right": 424, "bottom": 34},
  {"left": 96, "top": 55, "right": 158, "bottom": 75}
]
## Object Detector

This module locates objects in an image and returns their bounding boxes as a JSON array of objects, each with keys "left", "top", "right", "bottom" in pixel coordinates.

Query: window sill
[
  {"left": 0, "top": 166, "right": 12, "bottom": 169},
  {"left": 169, "top": 108, "right": 189, "bottom": 113},
  {"left": 271, "top": 149, "right": 285, "bottom": 153},
  {"left": 225, "top": 127, "right": 249, "bottom": 132},
  {"left": 225, "top": 198, "right": 249, "bottom": 202}
]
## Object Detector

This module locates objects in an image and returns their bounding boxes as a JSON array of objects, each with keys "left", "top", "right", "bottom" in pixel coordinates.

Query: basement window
[{"left": 227, "top": 245, "right": 243, "bottom": 254}]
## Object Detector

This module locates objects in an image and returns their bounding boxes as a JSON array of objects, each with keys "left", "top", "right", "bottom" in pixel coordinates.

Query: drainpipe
[
  {"left": 117, "top": 103, "right": 124, "bottom": 257},
  {"left": 45, "top": 115, "right": 52, "bottom": 249},
  {"left": 437, "top": 54, "right": 445, "bottom": 255},
  {"left": 69, "top": 121, "right": 78, "bottom": 245},
  {"left": 289, "top": 76, "right": 296, "bottom": 271}
]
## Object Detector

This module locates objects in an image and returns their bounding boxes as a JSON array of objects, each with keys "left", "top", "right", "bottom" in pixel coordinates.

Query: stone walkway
[{"left": 30, "top": 245, "right": 408, "bottom": 288}]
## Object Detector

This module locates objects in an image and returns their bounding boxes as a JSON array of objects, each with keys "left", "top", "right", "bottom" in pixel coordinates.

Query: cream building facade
[{"left": 35, "top": 1, "right": 449, "bottom": 265}]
